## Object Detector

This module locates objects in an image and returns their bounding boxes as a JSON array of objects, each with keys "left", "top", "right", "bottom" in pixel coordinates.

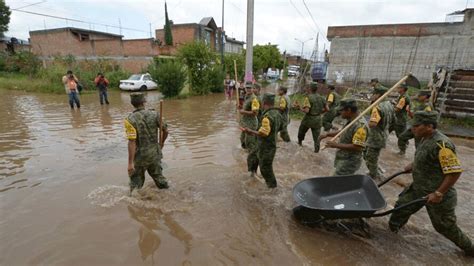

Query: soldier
[
  {"left": 364, "top": 86, "right": 394, "bottom": 179},
  {"left": 389, "top": 111, "right": 474, "bottom": 257},
  {"left": 398, "top": 90, "right": 434, "bottom": 150},
  {"left": 322, "top": 85, "right": 341, "bottom": 132},
  {"left": 393, "top": 84, "right": 411, "bottom": 155},
  {"left": 294, "top": 83, "right": 326, "bottom": 153},
  {"left": 124, "top": 93, "right": 169, "bottom": 194},
  {"left": 239, "top": 82, "right": 260, "bottom": 173},
  {"left": 276, "top": 86, "right": 291, "bottom": 142},
  {"left": 319, "top": 99, "right": 368, "bottom": 175},
  {"left": 241, "top": 93, "right": 283, "bottom": 188},
  {"left": 253, "top": 83, "right": 263, "bottom": 124}
]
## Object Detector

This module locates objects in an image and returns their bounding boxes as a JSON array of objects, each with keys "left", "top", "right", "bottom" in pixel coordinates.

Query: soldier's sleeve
[
  {"left": 279, "top": 97, "right": 287, "bottom": 109},
  {"left": 251, "top": 97, "right": 260, "bottom": 112},
  {"left": 437, "top": 141, "right": 463, "bottom": 174},
  {"left": 327, "top": 93, "right": 334, "bottom": 103},
  {"left": 303, "top": 96, "right": 311, "bottom": 108},
  {"left": 352, "top": 126, "right": 367, "bottom": 146},
  {"left": 124, "top": 118, "right": 137, "bottom": 140},
  {"left": 369, "top": 107, "right": 382, "bottom": 124},
  {"left": 396, "top": 97, "right": 406, "bottom": 110},
  {"left": 156, "top": 112, "right": 168, "bottom": 130},
  {"left": 258, "top": 116, "right": 271, "bottom": 137}
]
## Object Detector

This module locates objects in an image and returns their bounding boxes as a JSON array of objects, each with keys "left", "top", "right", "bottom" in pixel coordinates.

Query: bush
[
  {"left": 206, "top": 65, "right": 225, "bottom": 93},
  {"left": 150, "top": 60, "right": 186, "bottom": 98},
  {"left": 5, "top": 51, "right": 41, "bottom": 76},
  {"left": 177, "top": 41, "right": 217, "bottom": 95}
]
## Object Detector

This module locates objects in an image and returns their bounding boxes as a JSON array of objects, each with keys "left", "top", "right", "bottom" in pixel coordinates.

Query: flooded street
[{"left": 1, "top": 88, "right": 473, "bottom": 265}]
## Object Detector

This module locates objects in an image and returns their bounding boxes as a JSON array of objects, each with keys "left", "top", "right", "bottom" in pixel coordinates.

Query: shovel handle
[{"left": 377, "top": 170, "right": 410, "bottom": 188}]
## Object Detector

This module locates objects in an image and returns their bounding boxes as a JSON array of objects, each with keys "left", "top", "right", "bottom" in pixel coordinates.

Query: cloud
[{"left": 5, "top": 0, "right": 470, "bottom": 56}]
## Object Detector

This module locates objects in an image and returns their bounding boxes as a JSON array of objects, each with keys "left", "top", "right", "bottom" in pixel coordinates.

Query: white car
[{"left": 119, "top": 74, "right": 158, "bottom": 91}]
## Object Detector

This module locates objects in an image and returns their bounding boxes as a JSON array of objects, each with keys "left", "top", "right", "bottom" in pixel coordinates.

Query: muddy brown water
[{"left": 1, "top": 88, "right": 473, "bottom": 265}]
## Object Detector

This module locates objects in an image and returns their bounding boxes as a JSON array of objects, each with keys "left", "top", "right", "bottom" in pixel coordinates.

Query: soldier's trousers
[
  {"left": 334, "top": 157, "right": 362, "bottom": 176},
  {"left": 322, "top": 110, "right": 337, "bottom": 132},
  {"left": 389, "top": 186, "right": 473, "bottom": 252},
  {"left": 298, "top": 117, "right": 322, "bottom": 152},
  {"left": 257, "top": 146, "right": 277, "bottom": 188},
  {"left": 364, "top": 147, "right": 382, "bottom": 178},
  {"left": 129, "top": 161, "right": 167, "bottom": 190},
  {"left": 394, "top": 122, "right": 408, "bottom": 152},
  {"left": 246, "top": 134, "right": 259, "bottom": 173},
  {"left": 279, "top": 126, "right": 291, "bottom": 142},
  {"left": 240, "top": 132, "right": 246, "bottom": 149}
]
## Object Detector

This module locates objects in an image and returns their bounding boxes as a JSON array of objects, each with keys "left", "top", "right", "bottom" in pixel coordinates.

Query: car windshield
[{"left": 128, "top": 74, "right": 141, "bottom": 80}]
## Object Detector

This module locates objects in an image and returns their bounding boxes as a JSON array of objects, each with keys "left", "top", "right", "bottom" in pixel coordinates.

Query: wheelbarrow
[{"left": 292, "top": 171, "right": 427, "bottom": 226}]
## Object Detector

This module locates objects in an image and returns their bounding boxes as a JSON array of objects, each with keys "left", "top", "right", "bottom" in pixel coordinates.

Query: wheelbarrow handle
[
  {"left": 377, "top": 170, "right": 410, "bottom": 188},
  {"left": 370, "top": 197, "right": 427, "bottom": 217}
]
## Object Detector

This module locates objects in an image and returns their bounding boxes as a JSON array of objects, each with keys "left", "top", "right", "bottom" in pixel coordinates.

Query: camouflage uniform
[
  {"left": 297, "top": 93, "right": 326, "bottom": 152},
  {"left": 364, "top": 99, "right": 394, "bottom": 178},
  {"left": 252, "top": 105, "right": 283, "bottom": 188},
  {"left": 394, "top": 93, "right": 411, "bottom": 153},
  {"left": 124, "top": 105, "right": 168, "bottom": 190},
  {"left": 389, "top": 124, "right": 473, "bottom": 253},
  {"left": 322, "top": 91, "right": 341, "bottom": 131},
  {"left": 276, "top": 94, "right": 291, "bottom": 142},
  {"left": 334, "top": 117, "right": 368, "bottom": 176},
  {"left": 241, "top": 94, "right": 260, "bottom": 172}
]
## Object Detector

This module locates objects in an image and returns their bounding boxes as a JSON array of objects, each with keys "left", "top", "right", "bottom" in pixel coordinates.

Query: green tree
[
  {"left": 164, "top": 2, "right": 173, "bottom": 46},
  {"left": 0, "top": 0, "right": 11, "bottom": 37},
  {"left": 252, "top": 44, "right": 283, "bottom": 74},
  {"left": 177, "top": 41, "right": 217, "bottom": 95},
  {"left": 223, "top": 52, "right": 245, "bottom": 80},
  {"left": 148, "top": 59, "right": 186, "bottom": 98}
]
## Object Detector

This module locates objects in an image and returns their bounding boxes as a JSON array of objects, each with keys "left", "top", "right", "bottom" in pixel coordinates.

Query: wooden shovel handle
[{"left": 328, "top": 75, "right": 410, "bottom": 142}]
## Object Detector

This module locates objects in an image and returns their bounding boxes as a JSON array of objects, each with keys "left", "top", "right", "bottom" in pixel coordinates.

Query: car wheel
[{"left": 140, "top": 85, "right": 147, "bottom": 91}]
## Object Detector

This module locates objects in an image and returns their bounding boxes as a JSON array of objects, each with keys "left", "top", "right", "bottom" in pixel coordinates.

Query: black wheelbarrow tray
[{"left": 292, "top": 171, "right": 427, "bottom": 224}]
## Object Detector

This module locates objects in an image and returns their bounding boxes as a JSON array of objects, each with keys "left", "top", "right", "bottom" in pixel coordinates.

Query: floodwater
[{"left": 1, "top": 86, "right": 473, "bottom": 265}]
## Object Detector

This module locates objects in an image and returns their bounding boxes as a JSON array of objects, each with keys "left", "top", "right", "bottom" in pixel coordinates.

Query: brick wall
[
  {"left": 326, "top": 10, "right": 474, "bottom": 84},
  {"left": 123, "top": 39, "right": 159, "bottom": 56}
]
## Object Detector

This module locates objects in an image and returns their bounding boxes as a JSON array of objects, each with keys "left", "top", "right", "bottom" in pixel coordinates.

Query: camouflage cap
[
  {"left": 261, "top": 93, "right": 275, "bottom": 104},
  {"left": 418, "top": 90, "right": 431, "bottom": 97},
  {"left": 373, "top": 85, "right": 388, "bottom": 95},
  {"left": 310, "top": 82, "right": 318, "bottom": 89},
  {"left": 337, "top": 98, "right": 357, "bottom": 111},
  {"left": 130, "top": 92, "right": 145, "bottom": 104},
  {"left": 245, "top": 81, "right": 253, "bottom": 89},
  {"left": 412, "top": 111, "right": 438, "bottom": 126}
]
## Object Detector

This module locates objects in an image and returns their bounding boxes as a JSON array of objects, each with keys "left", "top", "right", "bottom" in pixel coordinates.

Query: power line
[
  {"left": 13, "top": 0, "right": 47, "bottom": 10},
  {"left": 288, "top": 0, "right": 318, "bottom": 36},
  {"left": 301, "top": 0, "right": 329, "bottom": 43},
  {"left": 11, "top": 9, "right": 149, "bottom": 34}
]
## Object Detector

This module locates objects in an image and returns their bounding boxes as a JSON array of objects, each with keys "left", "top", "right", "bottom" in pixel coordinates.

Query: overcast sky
[{"left": 5, "top": 0, "right": 472, "bottom": 58}]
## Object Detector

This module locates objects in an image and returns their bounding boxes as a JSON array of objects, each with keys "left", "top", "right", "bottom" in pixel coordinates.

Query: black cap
[{"left": 337, "top": 99, "right": 357, "bottom": 112}]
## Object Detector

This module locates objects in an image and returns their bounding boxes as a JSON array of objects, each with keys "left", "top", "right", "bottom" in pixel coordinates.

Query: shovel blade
[{"left": 406, "top": 74, "right": 421, "bottom": 89}]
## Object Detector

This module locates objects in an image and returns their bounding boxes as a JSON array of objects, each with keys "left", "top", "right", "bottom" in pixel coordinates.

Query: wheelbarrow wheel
[{"left": 292, "top": 206, "right": 325, "bottom": 227}]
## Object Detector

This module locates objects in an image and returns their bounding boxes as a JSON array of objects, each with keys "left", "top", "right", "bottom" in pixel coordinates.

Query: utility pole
[
  {"left": 149, "top": 23, "right": 152, "bottom": 38},
  {"left": 244, "top": 0, "right": 254, "bottom": 83},
  {"left": 294, "top": 37, "right": 313, "bottom": 64},
  {"left": 221, "top": 0, "right": 225, "bottom": 70},
  {"left": 118, "top": 18, "right": 122, "bottom": 36}
]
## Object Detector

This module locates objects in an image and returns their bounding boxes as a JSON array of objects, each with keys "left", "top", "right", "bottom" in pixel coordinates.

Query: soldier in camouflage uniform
[
  {"left": 322, "top": 85, "right": 341, "bottom": 132},
  {"left": 295, "top": 83, "right": 326, "bottom": 153},
  {"left": 239, "top": 82, "right": 261, "bottom": 175},
  {"left": 253, "top": 83, "right": 263, "bottom": 125},
  {"left": 276, "top": 86, "right": 291, "bottom": 142},
  {"left": 398, "top": 90, "right": 434, "bottom": 150},
  {"left": 393, "top": 84, "right": 411, "bottom": 155},
  {"left": 364, "top": 86, "right": 394, "bottom": 179},
  {"left": 389, "top": 111, "right": 474, "bottom": 257},
  {"left": 241, "top": 93, "right": 283, "bottom": 188},
  {"left": 124, "top": 93, "right": 169, "bottom": 193},
  {"left": 320, "top": 99, "right": 368, "bottom": 175}
]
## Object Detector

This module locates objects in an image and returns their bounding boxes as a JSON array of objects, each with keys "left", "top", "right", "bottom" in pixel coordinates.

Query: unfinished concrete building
[{"left": 326, "top": 8, "right": 474, "bottom": 85}]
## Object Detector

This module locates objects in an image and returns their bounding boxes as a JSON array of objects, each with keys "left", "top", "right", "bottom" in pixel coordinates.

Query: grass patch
[
  {"left": 289, "top": 92, "right": 306, "bottom": 120},
  {"left": 440, "top": 117, "right": 474, "bottom": 130}
]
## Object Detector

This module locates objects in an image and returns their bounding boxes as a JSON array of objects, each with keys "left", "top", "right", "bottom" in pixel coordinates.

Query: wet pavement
[{"left": 1, "top": 87, "right": 473, "bottom": 265}]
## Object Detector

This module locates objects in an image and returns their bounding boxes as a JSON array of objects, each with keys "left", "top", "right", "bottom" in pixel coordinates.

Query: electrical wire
[
  {"left": 301, "top": 0, "right": 329, "bottom": 43},
  {"left": 288, "top": 0, "right": 319, "bottom": 36}
]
